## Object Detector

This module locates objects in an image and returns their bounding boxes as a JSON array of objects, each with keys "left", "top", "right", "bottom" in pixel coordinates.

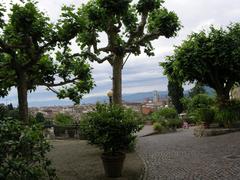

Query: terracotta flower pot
[{"left": 101, "top": 152, "right": 126, "bottom": 178}]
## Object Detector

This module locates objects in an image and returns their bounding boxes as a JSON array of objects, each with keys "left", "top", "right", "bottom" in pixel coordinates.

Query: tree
[
  {"left": 168, "top": 80, "right": 183, "bottom": 113},
  {"left": 162, "top": 23, "right": 240, "bottom": 107},
  {"left": 61, "top": 0, "right": 181, "bottom": 105},
  {"left": 0, "top": 1, "right": 94, "bottom": 122},
  {"left": 160, "top": 55, "right": 183, "bottom": 113},
  {"left": 189, "top": 83, "right": 205, "bottom": 98}
]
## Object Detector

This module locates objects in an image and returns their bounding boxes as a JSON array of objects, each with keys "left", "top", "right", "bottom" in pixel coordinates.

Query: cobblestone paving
[{"left": 137, "top": 128, "right": 240, "bottom": 180}]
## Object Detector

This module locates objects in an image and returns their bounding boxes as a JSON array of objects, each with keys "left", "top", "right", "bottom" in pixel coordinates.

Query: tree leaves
[
  {"left": 148, "top": 8, "right": 181, "bottom": 38},
  {"left": 0, "top": 0, "right": 94, "bottom": 106},
  {"left": 162, "top": 23, "right": 240, "bottom": 105}
]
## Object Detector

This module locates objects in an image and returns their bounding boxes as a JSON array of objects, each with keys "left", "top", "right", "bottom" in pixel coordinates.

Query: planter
[{"left": 101, "top": 152, "right": 126, "bottom": 178}]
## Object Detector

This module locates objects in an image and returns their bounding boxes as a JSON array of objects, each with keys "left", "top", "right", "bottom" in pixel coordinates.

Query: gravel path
[
  {"left": 48, "top": 140, "right": 144, "bottom": 180},
  {"left": 137, "top": 127, "right": 240, "bottom": 180}
]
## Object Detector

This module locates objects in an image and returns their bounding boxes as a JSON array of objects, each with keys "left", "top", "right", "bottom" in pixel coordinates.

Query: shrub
[
  {"left": 215, "top": 100, "right": 240, "bottom": 127},
  {"left": 151, "top": 107, "right": 178, "bottom": 122},
  {"left": 197, "top": 108, "right": 215, "bottom": 125},
  {"left": 54, "top": 113, "right": 74, "bottom": 125},
  {"left": 0, "top": 118, "right": 56, "bottom": 179},
  {"left": 167, "top": 118, "right": 182, "bottom": 128},
  {"left": 0, "top": 104, "right": 19, "bottom": 119},
  {"left": 80, "top": 104, "right": 143, "bottom": 154},
  {"left": 188, "top": 94, "right": 214, "bottom": 111},
  {"left": 157, "top": 107, "right": 178, "bottom": 119},
  {"left": 182, "top": 94, "right": 215, "bottom": 125},
  {"left": 35, "top": 112, "right": 45, "bottom": 123},
  {"left": 0, "top": 104, "right": 7, "bottom": 119},
  {"left": 153, "top": 122, "right": 163, "bottom": 132}
]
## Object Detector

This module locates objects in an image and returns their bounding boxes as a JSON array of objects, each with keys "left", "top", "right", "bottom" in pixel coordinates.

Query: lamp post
[{"left": 107, "top": 90, "right": 113, "bottom": 105}]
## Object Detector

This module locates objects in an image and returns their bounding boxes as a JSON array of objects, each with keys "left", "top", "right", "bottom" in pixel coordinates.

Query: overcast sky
[{"left": 1, "top": 0, "right": 240, "bottom": 105}]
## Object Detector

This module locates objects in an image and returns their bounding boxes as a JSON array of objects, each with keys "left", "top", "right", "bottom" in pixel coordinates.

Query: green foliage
[
  {"left": 0, "top": 1, "right": 94, "bottom": 121},
  {"left": 54, "top": 113, "right": 74, "bottom": 126},
  {"left": 168, "top": 80, "right": 183, "bottom": 113},
  {"left": 197, "top": 108, "right": 215, "bottom": 125},
  {"left": 187, "top": 94, "right": 214, "bottom": 112},
  {"left": 0, "top": 104, "right": 7, "bottom": 119},
  {"left": 35, "top": 112, "right": 45, "bottom": 123},
  {"left": 162, "top": 23, "right": 240, "bottom": 106},
  {"left": 167, "top": 118, "right": 182, "bottom": 128},
  {"left": 148, "top": 7, "right": 181, "bottom": 38},
  {"left": 181, "top": 94, "right": 215, "bottom": 125},
  {"left": 0, "top": 4, "right": 5, "bottom": 28},
  {"left": 152, "top": 107, "right": 178, "bottom": 121},
  {"left": 215, "top": 100, "right": 240, "bottom": 127},
  {"left": 80, "top": 104, "right": 143, "bottom": 154},
  {"left": 137, "top": 0, "right": 162, "bottom": 13},
  {"left": 153, "top": 122, "right": 163, "bottom": 132},
  {"left": 189, "top": 83, "right": 206, "bottom": 98},
  {"left": 97, "top": 0, "right": 131, "bottom": 15},
  {"left": 0, "top": 104, "right": 19, "bottom": 119},
  {"left": 151, "top": 107, "right": 180, "bottom": 129},
  {"left": 61, "top": 0, "right": 181, "bottom": 104},
  {"left": 0, "top": 118, "right": 56, "bottom": 179}
]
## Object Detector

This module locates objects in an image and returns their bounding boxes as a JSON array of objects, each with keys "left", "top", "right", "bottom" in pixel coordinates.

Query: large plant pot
[{"left": 101, "top": 152, "right": 126, "bottom": 178}]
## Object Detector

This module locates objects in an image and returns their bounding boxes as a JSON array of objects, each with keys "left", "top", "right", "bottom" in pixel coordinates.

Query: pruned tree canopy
[
  {"left": 161, "top": 23, "right": 240, "bottom": 106},
  {"left": 60, "top": 0, "right": 181, "bottom": 104},
  {"left": 0, "top": 1, "right": 94, "bottom": 121}
]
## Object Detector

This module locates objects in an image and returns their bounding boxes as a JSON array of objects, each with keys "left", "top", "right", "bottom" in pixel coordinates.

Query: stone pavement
[{"left": 137, "top": 127, "right": 240, "bottom": 180}]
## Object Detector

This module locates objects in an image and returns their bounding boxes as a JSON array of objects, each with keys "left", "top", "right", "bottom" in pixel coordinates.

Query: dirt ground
[{"left": 48, "top": 140, "right": 144, "bottom": 180}]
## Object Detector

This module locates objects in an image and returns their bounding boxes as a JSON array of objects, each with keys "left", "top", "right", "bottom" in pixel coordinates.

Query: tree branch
[
  {"left": 127, "top": 12, "right": 148, "bottom": 45},
  {"left": 40, "top": 77, "right": 79, "bottom": 87},
  {"left": 125, "top": 31, "right": 159, "bottom": 53},
  {"left": 84, "top": 50, "right": 114, "bottom": 64},
  {"left": 47, "top": 86, "right": 59, "bottom": 94}
]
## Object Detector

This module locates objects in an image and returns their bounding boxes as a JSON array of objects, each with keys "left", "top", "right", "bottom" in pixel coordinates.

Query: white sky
[{"left": 1, "top": 0, "right": 240, "bottom": 105}]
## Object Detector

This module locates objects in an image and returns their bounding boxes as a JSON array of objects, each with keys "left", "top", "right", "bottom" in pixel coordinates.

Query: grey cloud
[{"left": 1, "top": 0, "right": 240, "bottom": 106}]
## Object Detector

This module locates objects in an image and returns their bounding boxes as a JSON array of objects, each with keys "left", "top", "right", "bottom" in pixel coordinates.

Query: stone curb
[{"left": 194, "top": 127, "right": 240, "bottom": 137}]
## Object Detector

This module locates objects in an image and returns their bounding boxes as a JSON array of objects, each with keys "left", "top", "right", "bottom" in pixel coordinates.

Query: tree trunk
[
  {"left": 112, "top": 56, "right": 123, "bottom": 105},
  {"left": 17, "top": 74, "right": 28, "bottom": 122},
  {"left": 216, "top": 89, "right": 230, "bottom": 108}
]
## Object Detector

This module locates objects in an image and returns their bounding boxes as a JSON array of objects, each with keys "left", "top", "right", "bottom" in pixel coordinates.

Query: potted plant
[{"left": 80, "top": 104, "right": 143, "bottom": 177}]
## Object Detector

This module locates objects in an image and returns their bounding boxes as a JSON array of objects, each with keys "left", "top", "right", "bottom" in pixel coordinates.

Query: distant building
[{"left": 141, "top": 91, "right": 171, "bottom": 115}]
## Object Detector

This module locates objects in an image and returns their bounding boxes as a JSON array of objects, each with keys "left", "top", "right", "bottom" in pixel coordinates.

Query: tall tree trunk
[
  {"left": 17, "top": 74, "right": 28, "bottom": 122},
  {"left": 112, "top": 56, "right": 123, "bottom": 105}
]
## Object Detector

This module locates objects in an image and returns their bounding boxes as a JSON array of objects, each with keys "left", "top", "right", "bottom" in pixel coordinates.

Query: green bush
[
  {"left": 0, "top": 104, "right": 7, "bottom": 119},
  {"left": 0, "top": 104, "right": 19, "bottom": 119},
  {"left": 151, "top": 107, "right": 178, "bottom": 122},
  {"left": 35, "top": 112, "right": 45, "bottom": 123},
  {"left": 187, "top": 112, "right": 201, "bottom": 125},
  {"left": 153, "top": 122, "right": 163, "bottom": 132},
  {"left": 0, "top": 118, "right": 56, "bottom": 179},
  {"left": 151, "top": 108, "right": 180, "bottom": 129},
  {"left": 197, "top": 108, "right": 215, "bottom": 125},
  {"left": 182, "top": 94, "right": 215, "bottom": 125},
  {"left": 167, "top": 118, "right": 182, "bottom": 128},
  {"left": 215, "top": 101, "right": 240, "bottom": 127},
  {"left": 54, "top": 113, "right": 74, "bottom": 125},
  {"left": 80, "top": 104, "right": 143, "bottom": 154}
]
